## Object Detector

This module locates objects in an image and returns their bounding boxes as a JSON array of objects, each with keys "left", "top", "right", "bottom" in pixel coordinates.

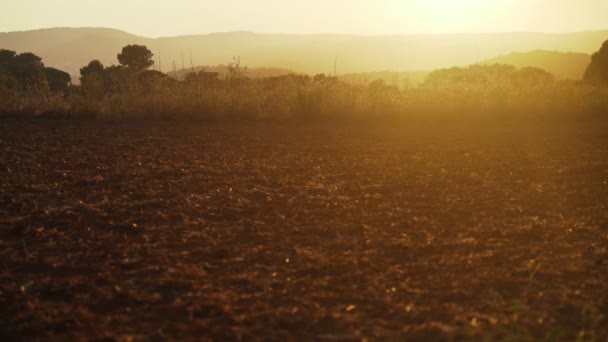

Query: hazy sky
[{"left": 2, "top": 0, "right": 607, "bottom": 37}]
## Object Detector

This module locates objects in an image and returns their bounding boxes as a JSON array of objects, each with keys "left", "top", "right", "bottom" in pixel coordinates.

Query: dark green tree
[
  {"left": 0, "top": 49, "right": 16, "bottom": 71},
  {"left": 102, "top": 65, "right": 131, "bottom": 92},
  {"left": 136, "top": 70, "right": 167, "bottom": 91},
  {"left": 80, "top": 60, "right": 105, "bottom": 80},
  {"left": 584, "top": 40, "right": 608, "bottom": 85},
  {"left": 10, "top": 52, "right": 45, "bottom": 86},
  {"left": 79, "top": 60, "right": 107, "bottom": 98},
  {"left": 0, "top": 49, "right": 17, "bottom": 89},
  {"left": 44, "top": 67, "right": 71, "bottom": 92},
  {"left": 117, "top": 45, "right": 154, "bottom": 71}
]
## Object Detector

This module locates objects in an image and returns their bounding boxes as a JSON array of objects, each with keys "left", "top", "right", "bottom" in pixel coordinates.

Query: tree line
[
  {"left": 0, "top": 40, "right": 607, "bottom": 119},
  {"left": 0, "top": 50, "right": 71, "bottom": 92}
]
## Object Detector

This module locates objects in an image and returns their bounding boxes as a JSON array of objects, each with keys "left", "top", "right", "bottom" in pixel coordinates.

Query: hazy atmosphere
[
  {"left": 2, "top": 0, "right": 608, "bottom": 36},
  {"left": 2, "top": 1, "right": 608, "bottom": 341}
]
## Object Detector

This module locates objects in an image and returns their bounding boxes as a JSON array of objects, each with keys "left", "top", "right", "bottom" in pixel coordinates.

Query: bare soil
[{"left": 0, "top": 119, "right": 607, "bottom": 341}]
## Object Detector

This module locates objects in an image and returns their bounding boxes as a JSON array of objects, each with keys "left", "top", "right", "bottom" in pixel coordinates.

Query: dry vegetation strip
[{"left": 0, "top": 119, "right": 607, "bottom": 340}]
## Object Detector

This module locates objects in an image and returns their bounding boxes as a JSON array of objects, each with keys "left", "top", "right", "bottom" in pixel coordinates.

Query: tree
[
  {"left": 80, "top": 60, "right": 105, "bottom": 79},
  {"left": 137, "top": 69, "right": 166, "bottom": 83},
  {"left": 0, "top": 50, "right": 70, "bottom": 92},
  {"left": 10, "top": 52, "right": 45, "bottom": 87},
  {"left": 0, "top": 49, "right": 16, "bottom": 71},
  {"left": 117, "top": 45, "right": 154, "bottom": 71},
  {"left": 422, "top": 64, "right": 523, "bottom": 88},
  {"left": 44, "top": 67, "right": 71, "bottom": 92},
  {"left": 79, "top": 60, "right": 106, "bottom": 98},
  {"left": 0, "top": 49, "right": 18, "bottom": 89},
  {"left": 102, "top": 65, "right": 130, "bottom": 92},
  {"left": 584, "top": 40, "right": 608, "bottom": 85},
  {"left": 512, "top": 67, "right": 554, "bottom": 87},
  {"left": 137, "top": 70, "right": 167, "bottom": 91}
]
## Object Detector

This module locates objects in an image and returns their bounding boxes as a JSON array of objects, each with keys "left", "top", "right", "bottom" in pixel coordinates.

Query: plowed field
[{"left": 1, "top": 119, "right": 607, "bottom": 340}]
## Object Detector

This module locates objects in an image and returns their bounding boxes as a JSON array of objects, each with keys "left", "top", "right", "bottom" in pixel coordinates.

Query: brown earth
[{"left": 0, "top": 119, "right": 607, "bottom": 341}]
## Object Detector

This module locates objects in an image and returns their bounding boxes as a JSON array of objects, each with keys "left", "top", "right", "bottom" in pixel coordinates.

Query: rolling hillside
[
  {"left": 1, "top": 27, "right": 606, "bottom": 80},
  {"left": 479, "top": 50, "right": 591, "bottom": 80}
]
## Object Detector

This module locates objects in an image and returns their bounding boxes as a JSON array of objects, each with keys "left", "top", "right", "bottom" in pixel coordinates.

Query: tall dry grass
[{"left": 1, "top": 67, "right": 607, "bottom": 121}]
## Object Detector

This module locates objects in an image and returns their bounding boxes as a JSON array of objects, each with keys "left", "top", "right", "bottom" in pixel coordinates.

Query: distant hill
[
  {"left": 0, "top": 28, "right": 146, "bottom": 80},
  {"left": 1, "top": 27, "right": 607, "bottom": 80},
  {"left": 479, "top": 50, "right": 591, "bottom": 80}
]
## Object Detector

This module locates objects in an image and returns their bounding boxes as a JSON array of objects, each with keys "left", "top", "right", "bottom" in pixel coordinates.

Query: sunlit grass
[{"left": 2, "top": 70, "right": 606, "bottom": 121}]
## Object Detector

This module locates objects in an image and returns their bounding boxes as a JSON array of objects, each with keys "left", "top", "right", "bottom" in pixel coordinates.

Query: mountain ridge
[{"left": 1, "top": 27, "right": 606, "bottom": 80}]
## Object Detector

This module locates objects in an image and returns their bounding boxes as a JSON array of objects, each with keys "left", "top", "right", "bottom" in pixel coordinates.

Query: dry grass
[{"left": 1, "top": 73, "right": 607, "bottom": 121}]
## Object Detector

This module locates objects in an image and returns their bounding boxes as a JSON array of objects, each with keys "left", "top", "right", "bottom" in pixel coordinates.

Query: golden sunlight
[
  {"left": 407, "top": 0, "right": 509, "bottom": 33},
  {"left": 1, "top": 0, "right": 607, "bottom": 36},
  {"left": 414, "top": 0, "right": 488, "bottom": 16},
  {"left": 2, "top": 0, "right": 608, "bottom": 340}
]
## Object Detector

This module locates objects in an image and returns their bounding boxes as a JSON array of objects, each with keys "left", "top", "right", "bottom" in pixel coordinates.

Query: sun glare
[
  {"left": 421, "top": 0, "right": 484, "bottom": 12},
  {"left": 408, "top": 0, "right": 500, "bottom": 33}
]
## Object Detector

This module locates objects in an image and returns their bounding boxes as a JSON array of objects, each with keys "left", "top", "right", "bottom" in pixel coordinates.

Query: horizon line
[{"left": 2, "top": 26, "right": 608, "bottom": 39}]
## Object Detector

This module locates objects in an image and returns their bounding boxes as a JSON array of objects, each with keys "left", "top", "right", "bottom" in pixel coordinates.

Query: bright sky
[{"left": 2, "top": 0, "right": 607, "bottom": 37}]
